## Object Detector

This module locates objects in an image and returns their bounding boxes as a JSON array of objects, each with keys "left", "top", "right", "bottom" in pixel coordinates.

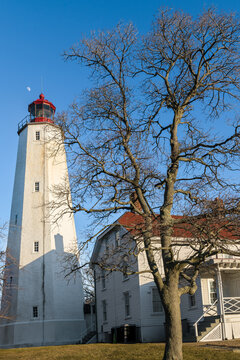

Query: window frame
[
  {"left": 122, "top": 265, "right": 129, "bottom": 281},
  {"left": 152, "top": 287, "right": 163, "bottom": 313},
  {"left": 124, "top": 291, "right": 130, "bottom": 318},
  {"left": 32, "top": 306, "right": 39, "bottom": 319},
  {"left": 33, "top": 241, "right": 39, "bottom": 253},
  {"left": 101, "top": 270, "right": 106, "bottom": 290},
  {"left": 102, "top": 300, "right": 107, "bottom": 322},
  {"left": 115, "top": 230, "right": 120, "bottom": 247},
  {"left": 208, "top": 279, "right": 217, "bottom": 304},
  {"left": 122, "top": 256, "right": 129, "bottom": 281},
  {"left": 34, "top": 182, "right": 40, "bottom": 192},
  {"left": 105, "top": 239, "right": 109, "bottom": 255},
  {"left": 188, "top": 293, "right": 196, "bottom": 308},
  {"left": 35, "top": 131, "right": 40, "bottom": 141},
  {"left": 123, "top": 272, "right": 129, "bottom": 281}
]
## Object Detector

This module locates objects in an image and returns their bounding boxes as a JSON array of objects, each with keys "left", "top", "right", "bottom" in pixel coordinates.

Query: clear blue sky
[{"left": 0, "top": 0, "right": 239, "bottom": 240}]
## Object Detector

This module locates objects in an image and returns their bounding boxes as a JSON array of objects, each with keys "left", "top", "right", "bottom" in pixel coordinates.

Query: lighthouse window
[
  {"left": 102, "top": 300, "right": 107, "bottom": 322},
  {"left": 30, "top": 105, "right": 35, "bottom": 120},
  {"left": 35, "top": 131, "right": 40, "bottom": 140},
  {"left": 33, "top": 306, "right": 38, "bottom": 318},
  {"left": 43, "top": 104, "right": 51, "bottom": 119},
  {"left": 50, "top": 107, "right": 54, "bottom": 119},
  {"left": 36, "top": 104, "right": 43, "bottom": 117},
  {"left": 34, "top": 241, "right": 39, "bottom": 252},
  {"left": 124, "top": 291, "right": 130, "bottom": 317},
  {"left": 34, "top": 182, "right": 40, "bottom": 192}
]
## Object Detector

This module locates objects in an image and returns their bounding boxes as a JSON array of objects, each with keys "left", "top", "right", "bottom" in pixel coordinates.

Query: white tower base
[{"left": 0, "top": 117, "right": 86, "bottom": 347}]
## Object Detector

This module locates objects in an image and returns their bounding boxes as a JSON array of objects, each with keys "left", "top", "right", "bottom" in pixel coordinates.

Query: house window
[
  {"left": 15, "top": 214, "right": 18, "bottom": 225},
  {"left": 122, "top": 255, "right": 129, "bottom": 280},
  {"left": 123, "top": 272, "right": 129, "bottom": 281},
  {"left": 115, "top": 230, "right": 120, "bottom": 247},
  {"left": 35, "top": 131, "right": 40, "bottom": 140},
  {"left": 35, "top": 182, "right": 40, "bottom": 192},
  {"left": 189, "top": 294, "right": 196, "bottom": 308},
  {"left": 34, "top": 241, "right": 39, "bottom": 253},
  {"left": 101, "top": 270, "right": 106, "bottom": 289},
  {"left": 123, "top": 265, "right": 129, "bottom": 281},
  {"left": 124, "top": 292, "right": 130, "bottom": 317},
  {"left": 33, "top": 306, "right": 38, "bottom": 318},
  {"left": 152, "top": 288, "right": 163, "bottom": 313},
  {"left": 209, "top": 279, "right": 217, "bottom": 304},
  {"left": 102, "top": 300, "right": 107, "bottom": 321},
  {"left": 105, "top": 239, "right": 109, "bottom": 254}
]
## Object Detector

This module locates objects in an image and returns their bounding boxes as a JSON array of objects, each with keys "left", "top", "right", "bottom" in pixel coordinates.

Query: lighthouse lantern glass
[
  {"left": 30, "top": 104, "right": 35, "bottom": 121},
  {"left": 29, "top": 103, "right": 54, "bottom": 122},
  {"left": 36, "top": 104, "right": 43, "bottom": 118},
  {"left": 43, "top": 104, "right": 52, "bottom": 119}
]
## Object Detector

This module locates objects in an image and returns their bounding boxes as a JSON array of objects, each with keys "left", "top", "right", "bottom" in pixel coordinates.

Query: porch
[{"left": 194, "top": 257, "right": 240, "bottom": 341}]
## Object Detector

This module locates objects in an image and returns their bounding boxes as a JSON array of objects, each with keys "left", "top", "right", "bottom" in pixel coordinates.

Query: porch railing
[
  {"left": 79, "top": 323, "right": 96, "bottom": 343},
  {"left": 193, "top": 299, "right": 218, "bottom": 338},
  {"left": 223, "top": 297, "right": 240, "bottom": 314}
]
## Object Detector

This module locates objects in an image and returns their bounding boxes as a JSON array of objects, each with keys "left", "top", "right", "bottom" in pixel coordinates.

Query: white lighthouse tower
[{"left": 0, "top": 94, "right": 85, "bottom": 347}]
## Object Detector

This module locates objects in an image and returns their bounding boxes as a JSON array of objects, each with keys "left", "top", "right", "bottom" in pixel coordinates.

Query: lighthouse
[{"left": 0, "top": 94, "right": 85, "bottom": 347}]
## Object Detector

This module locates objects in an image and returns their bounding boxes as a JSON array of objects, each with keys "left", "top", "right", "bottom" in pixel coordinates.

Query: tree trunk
[{"left": 162, "top": 272, "right": 183, "bottom": 360}]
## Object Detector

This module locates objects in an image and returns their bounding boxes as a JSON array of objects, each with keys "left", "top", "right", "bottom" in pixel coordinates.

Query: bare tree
[
  {"left": 0, "top": 223, "right": 12, "bottom": 320},
  {"left": 56, "top": 9, "right": 240, "bottom": 360},
  {"left": 60, "top": 249, "right": 95, "bottom": 302},
  {"left": 82, "top": 266, "right": 95, "bottom": 302},
  {"left": 0, "top": 223, "right": 7, "bottom": 284}
]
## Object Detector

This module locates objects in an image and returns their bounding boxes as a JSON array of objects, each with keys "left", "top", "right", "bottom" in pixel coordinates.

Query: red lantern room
[{"left": 28, "top": 93, "right": 56, "bottom": 124}]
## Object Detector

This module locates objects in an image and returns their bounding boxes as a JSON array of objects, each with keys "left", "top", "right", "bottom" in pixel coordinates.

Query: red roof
[
  {"left": 117, "top": 212, "right": 239, "bottom": 240},
  {"left": 28, "top": 93, "right": 56, "bottom": 112}
]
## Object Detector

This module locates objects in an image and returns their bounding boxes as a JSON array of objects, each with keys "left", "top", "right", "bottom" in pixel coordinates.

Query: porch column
[{"left": 217, "top": 265, "right": 226, "bottom": 339}]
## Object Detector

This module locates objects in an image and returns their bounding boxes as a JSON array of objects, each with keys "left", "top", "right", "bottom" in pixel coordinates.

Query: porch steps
[
  {"left": 182, "top": 316, "right": 220, "bottom": 342},
  {"left": 196, "top": 316, "right": 220, "bottom": 342},
  {"left": 81, "top": 330, "right": 97, "bottom": 344}
]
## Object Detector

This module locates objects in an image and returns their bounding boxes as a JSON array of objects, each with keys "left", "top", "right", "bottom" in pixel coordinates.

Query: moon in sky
[{"left": 26, "top": 86, "right": 31, "bottom": 92}]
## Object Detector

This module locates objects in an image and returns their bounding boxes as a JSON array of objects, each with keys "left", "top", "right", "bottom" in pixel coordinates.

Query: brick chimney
[{"left": 210, "top": 198, "right": 225, "bottom": 217}]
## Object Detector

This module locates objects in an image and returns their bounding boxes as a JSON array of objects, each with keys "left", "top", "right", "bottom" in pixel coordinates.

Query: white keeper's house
[
  {"left": 90, "top": 211, "right": 240, "bottom": 343},
  {"left": 0, "top": 94, "right": 86, "bottom": 348}
]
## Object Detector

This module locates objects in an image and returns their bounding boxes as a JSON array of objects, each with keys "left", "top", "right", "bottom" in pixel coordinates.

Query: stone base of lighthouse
[{"left": 0, "top": 319, "right": 86, "bottom": 348}]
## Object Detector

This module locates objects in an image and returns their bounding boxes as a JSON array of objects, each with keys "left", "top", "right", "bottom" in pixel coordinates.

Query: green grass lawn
[{"left": 0, "top": 343, "right": 240, "bottom": 360}]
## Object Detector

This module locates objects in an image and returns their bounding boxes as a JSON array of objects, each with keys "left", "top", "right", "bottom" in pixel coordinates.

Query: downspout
[{"left": 217, "top": 265, "right": 226, "bottom": 340}]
